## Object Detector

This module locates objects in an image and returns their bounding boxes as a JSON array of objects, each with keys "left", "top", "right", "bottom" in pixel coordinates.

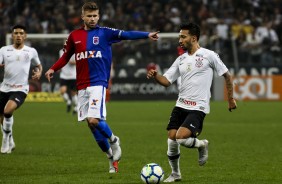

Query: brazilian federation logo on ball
[{"left": 140, "top": 163, "right": 164, "bottom": 184}]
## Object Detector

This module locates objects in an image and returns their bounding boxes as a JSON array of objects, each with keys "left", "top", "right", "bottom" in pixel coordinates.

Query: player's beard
[
  {"left": 85, "top": 21, "right": 97, "bottom": 29},
  {"left": 181, "top": 40, "right": 193, "bottom": 53}
]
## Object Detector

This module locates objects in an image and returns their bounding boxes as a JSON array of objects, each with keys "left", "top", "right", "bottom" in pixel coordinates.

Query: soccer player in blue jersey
[{"left": 45, "top": 2, "right": 159, "bottom": 173}]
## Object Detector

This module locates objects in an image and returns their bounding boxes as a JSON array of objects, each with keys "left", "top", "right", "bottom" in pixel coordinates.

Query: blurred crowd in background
[{"left": 1, "top": 0, "right": 282, "bottom": 74}]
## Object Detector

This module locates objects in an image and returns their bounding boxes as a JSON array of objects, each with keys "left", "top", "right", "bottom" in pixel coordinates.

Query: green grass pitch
[{"left": 0, "top": 101, "right": 281, "bottom": 184}]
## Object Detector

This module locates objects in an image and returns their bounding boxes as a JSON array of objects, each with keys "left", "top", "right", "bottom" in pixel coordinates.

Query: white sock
[
  {"left": 72, "top": 95, "right": 77, "bottom": 106},
  {"left": 106, "top": 147, "right": 113, "bottom": 158},
  {"left": 177, "top": 137, "right": 205, "bottom": 148},
  {"left": 167, "top": 139, "right": 181, "bottom": 175},
  {"left": 72, "top": 95, "right": 78, "bottom": 111},
  {"left": 194, "top": 138, "right": 205, "bottom": 148},
  {"left": 109, "top": 134, "right": 116, "bottom": 142},
  {"left": 108, "top": 157, "right": 114, "bottom": 168},
  {"left": 63, "top": 93, "right": 71, "bottom": 105},
  {"left": 3, "top": 116, "right": 14, "bottom": 137}
]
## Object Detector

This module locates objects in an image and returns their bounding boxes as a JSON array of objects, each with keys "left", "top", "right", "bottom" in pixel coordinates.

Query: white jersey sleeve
[
  {"left": 163, "top": 56, "right": 182, "bottom": 84},
  {"left": 31, "top": 47, "right": 41, "bottom": 66},
  {"left": 208, "top": 51, "right": 228, "bottom": 76}
]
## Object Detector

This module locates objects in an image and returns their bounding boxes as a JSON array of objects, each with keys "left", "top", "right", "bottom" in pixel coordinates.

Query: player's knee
[
  {"left": 3, "top": 113, "right": 12, "bottom": 119},
  {"left": 87, "top": 118, "right": 99, "bottom": 127},
  {"left": 3, "top": 107, "right": 15, "bottom": 116},
  {"left": 175, "top": 128, "right": 192, "bottom": 139},
  {"left": 168, "top": 129, "right": 177, "bottom": 140},
  {"left": 88, "top": 123, "right": 95, "bottom": 131}
]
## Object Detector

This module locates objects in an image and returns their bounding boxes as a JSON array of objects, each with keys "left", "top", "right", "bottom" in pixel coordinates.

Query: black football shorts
[
  {"left": 0, "top": 91, "right": 27, "bottom": 113},
  {"left": 166, "top": 106, "right": 206, "bottom": 137},
  {"left": 60, "top": 79, "right": 76, "bottom": 91}
]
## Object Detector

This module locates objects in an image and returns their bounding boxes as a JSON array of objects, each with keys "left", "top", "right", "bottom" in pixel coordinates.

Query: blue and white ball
[{"left": 141, "top": 163, "right": 164, "bottom": 184}]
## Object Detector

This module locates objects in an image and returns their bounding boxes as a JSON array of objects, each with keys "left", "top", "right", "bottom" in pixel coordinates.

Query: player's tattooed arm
[
  {"left": 223, "top": 71, "right": 233, "bottom": 100},
  {"left": 223, "top": 71, "right": 237, "bottom": 112}
]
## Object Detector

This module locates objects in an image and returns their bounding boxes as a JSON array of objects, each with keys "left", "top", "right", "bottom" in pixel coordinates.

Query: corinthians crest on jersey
[{"left": 195, "top": 57, "right": 203, "bottom": 68}]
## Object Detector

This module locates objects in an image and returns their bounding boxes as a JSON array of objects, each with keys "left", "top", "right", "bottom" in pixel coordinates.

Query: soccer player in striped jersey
[
  {"left": 147, "top": 22, "right": 237, "bottom": 182},
  {"left": 0, "top": 25, "right": 43, "bottom": 154},
  {"left": 45, "top": 2, "right": 159, "bottom": 173}
]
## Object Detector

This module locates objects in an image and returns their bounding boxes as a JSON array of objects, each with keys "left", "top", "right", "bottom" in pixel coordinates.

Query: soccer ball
[{"left": 140, "top": 163, "right": 164, "bottom": 184}]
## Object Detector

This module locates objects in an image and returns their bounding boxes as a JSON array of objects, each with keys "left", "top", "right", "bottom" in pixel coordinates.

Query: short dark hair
[
  {"left": 82, "top": 2, "right": 99, "bottom": 12},
  {"left": 180, "top": 22, "right": 201, "bottom": 41},
  {"left": 11, "top": 25, "right": 27, "bottom": 32}
]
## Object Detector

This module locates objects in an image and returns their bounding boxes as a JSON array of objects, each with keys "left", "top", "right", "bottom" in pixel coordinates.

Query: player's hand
[
  {"left": 147, "top": 69, "right": 157, "bottom": 79},
  {"left": 0, "top": 63, "right": 4, "bottom": 67},
  {"left": 45, "top": 69, "right": 54, "bottom": 82},
  {"left": 148, "top": 31, "right": 159, "bottom": 41},
  {"left": 32, "top": 67, "right": 42, "bottom": 80},
  {"left": 228, "top": 98, "right": 237, "bottom": 112}
]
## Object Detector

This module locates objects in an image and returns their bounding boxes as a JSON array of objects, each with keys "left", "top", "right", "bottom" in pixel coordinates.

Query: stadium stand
[{"left": 1, "top": 0, "right": 281, "bottom": 71}]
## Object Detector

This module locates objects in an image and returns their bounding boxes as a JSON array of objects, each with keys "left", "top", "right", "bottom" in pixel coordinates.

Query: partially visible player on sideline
[
  {"left": 0, "top": 24, "right": 42, "bottom": 154},
  {"left": 59, "top": 49, "right": 77, "bottom": 114},
  {"left": 45, "top": 2, "right": 159, "bottom": 173},
  {"left": 147, "top": 22, "right": 237, "bottom": 182}
]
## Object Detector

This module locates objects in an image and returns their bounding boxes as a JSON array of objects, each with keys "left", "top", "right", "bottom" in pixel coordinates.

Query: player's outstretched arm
[
  {"left": 148, "top": 31, "right": 159, "bottom": 41},
  {"left": 223, "top": 71, "right": 237, "bottom": 112},
  {"left": 147, "top": 69, "right": 171, "bottom": 87},
  {"left": 120, "top": 30, "right": 159, "bottom": 41},
  {"left": 45, "top": 69, "right": 55, "bottom": 82}
]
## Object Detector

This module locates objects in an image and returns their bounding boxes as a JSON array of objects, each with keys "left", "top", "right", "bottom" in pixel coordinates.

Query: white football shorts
[{"left": 77, "top": 86, "right": 107, "bottom": 121}]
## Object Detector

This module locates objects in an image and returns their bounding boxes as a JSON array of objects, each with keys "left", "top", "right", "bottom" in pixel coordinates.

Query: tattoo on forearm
[{"left": 225, "top": 74, "right": 233, "bottom": 100}]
